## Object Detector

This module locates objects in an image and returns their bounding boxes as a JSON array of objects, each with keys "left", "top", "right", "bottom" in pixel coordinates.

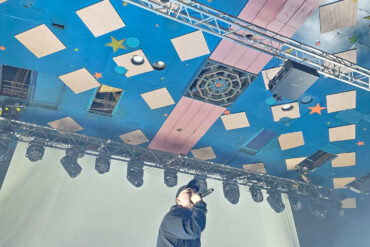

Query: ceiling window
[
  {"left": 0, "top": 65, "right": 32, "bottom": 99},
  {"left": 89, "top": 85, "right": 123, "bottom": 115}
]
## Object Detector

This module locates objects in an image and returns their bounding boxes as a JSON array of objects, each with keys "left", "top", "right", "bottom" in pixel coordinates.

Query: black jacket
[{"left": 156, "top": 201, "right": 207, "bottom": 247}]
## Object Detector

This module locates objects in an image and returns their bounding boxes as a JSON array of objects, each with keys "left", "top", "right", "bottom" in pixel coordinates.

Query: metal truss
[
  {"left": 0, "top": 116, "right": 341, "bottom": 205},
  {"left": 122, "top": 0, "right": 370, "bottom": 91}
]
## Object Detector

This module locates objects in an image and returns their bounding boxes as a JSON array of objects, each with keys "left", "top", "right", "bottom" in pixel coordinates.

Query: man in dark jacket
[{"left": 156, "top": 179, "right": 207, "bottom": 247}]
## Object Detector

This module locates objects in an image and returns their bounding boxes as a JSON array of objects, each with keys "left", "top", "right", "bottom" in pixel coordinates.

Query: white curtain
[{"left": 0, "top": 143, "right": 300, "bottom": 247}]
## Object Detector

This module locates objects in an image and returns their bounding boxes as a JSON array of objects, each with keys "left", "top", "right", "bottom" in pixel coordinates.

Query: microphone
[{"left": 200, "top": 188, "right": 214, "bottom": 198}]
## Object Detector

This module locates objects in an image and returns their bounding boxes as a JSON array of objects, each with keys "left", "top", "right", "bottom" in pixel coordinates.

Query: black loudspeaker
[{"left": 268, "top": 60, "right": 319, "bottom": 100}]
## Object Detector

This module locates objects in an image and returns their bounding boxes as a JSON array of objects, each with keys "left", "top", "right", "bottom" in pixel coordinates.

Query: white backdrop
[{"left": 0, "top": 143, "right": 300, "bottom": 247}]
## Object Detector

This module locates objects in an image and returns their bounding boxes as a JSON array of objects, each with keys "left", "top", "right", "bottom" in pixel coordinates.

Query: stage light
[
  {"left": 164, "top": 168, "right": 177, "bottom": 187},
  {"left": 127, "top": 158, "right": 144, "bottom": 187},
  {"left": 131, "top": 55, "right": 145, "bottom": 65},
  {"left": 60, "top": 149, "right": 82, "bottom": 178},
  {"left": 26, "top": 143, "right": 45, "bottom": 162},
  {"left": 95, "top": 155, "right": 111, "bottom": 174},
  {"left": 267, "top": 190, "right": 285, "bottom": 213},
  {"left": 194, "top": 174, "right": 208, "bottom": 193},
  {"left": 310, "top": 199, "right": 327, "bottom": 219},
  {"left": 0, "top": 140, "right": 9, "bottom": 162},
  {"left": 289, "top": 195, "right": 303, "bottom": 211},
  {"left": 223, "top": 180, "right": 240, "bottom": 204},
  {"left": 250, "top": 186, "right": 263, "bottom": 203}
]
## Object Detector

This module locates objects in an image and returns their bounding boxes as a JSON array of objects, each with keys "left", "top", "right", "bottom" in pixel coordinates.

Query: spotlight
[
  {"left": 0, "top": 140, "right": 9, "bottom": 162},
  {"left": 289, "top": 195, "right": 303, "bottom": 211},
  {"left": 95, "top": 155, "right": 111, "bottom": 174},
  {"left": 250, "top": 186, "right": 263, "bottom": 203},
  {"left": 131, "top": 55, "right": 145, "bottom": 65},
  {"left": 267, "top": 189, "right": 285, "bottom": 213},
  {"left": 223, "top": 180, "right": 240, "bottom": 204},
  {"left": 127, "top": 158, "right": 144, "bottom": 187},
  {"left": 310, "top": 199, "right": 327, "bottom": 219},
  {"left": 60, "top": 149, "right": 82, "bottom": 178},
  {"left": 26, "top": 143, "right": 45, "bottom": 162},
  {"left": 194, "top": 174, "right": 208, "bottom": 193},
  {"left": 164, "top": 168, "right": 177, "bottom": 187},
  {"left": 152, "top": 61, "right": 166, "bottom": 70}
]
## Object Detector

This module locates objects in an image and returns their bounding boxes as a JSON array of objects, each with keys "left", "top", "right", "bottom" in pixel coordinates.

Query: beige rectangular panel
[
  {"left": 261, "top": 67, "right": 282, "bottom": 90},
  {"left": 59, "top": 68, "right": 100, "bottom": 94},
  {"left": 140, "top": 87, "right": 175, "bottom": 110},
  {"left": 0, "top": 0, "right": 8, "bottom": 4},
  {"left": 98, "top": 85, "right": 122, "bottom": 93},
  {"left": 48, "top": 116, "right": 83, "bottom": 132},
  {"left": 271, "top": 102, "right": 300, "bottom": 122},
  {"left": 76, "top": 0, "right": 125, "bottom": 37},
  {"left": 243, "top": 163, "right": 266, "bottom": 173},
  {"left": 329, "top": 124, "right": 356, "bottom": 142},
  {"left": 191, "top": 146, "right": 216, "bottom": 160},
  {"left": 171, "top": 30, "right": 210, "bottom": 61},
  {"left": 331, "top": 152, "right": 356, "bottom": 167},
  {"left": 341, "top": 198, "right": 356, "bottom": 208},
  {"left": 220, "top": 112, "right": 250, "bottom": 130},
  {"left": 113, "top": 49, "right": 153, "bottom": 77},
  {"left": 119, "top": 129, "right": 149, "bottom": 145},
  {"left": 15, "top": 24, "right": 66, "bottom": 58},
  {"left": 320, "top": 0, "right": 357, "bottom": 33},
  {"left": 324, "top": 49, "right": 357, "bottom": 73},
  {"left": 285, "top": 157, "right": 306, "bottom": 171},
  {"left": 278, "top": 131, "right": 305, "bottom": 150},
  {"left": 326, "top": 90, "right": 356, "bottom": 113},
  {"left": 333, "top": 177, "right": 356, "bottom": 189}
]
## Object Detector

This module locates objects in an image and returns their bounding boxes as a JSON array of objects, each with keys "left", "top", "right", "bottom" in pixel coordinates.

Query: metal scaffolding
[
  {"left": 0, "top": 116, "right": 341, "bottom": 206},
  {"left": 122, "top": 0, "right": 370, "bottom": 91}
]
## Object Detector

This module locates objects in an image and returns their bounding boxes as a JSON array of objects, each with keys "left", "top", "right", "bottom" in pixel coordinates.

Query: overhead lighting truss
[
  {"left": 0, "top": 116, "right": 341, "bottom": 206},
  {"left": 122, "top": 0, "right": 370, "bottom": 91}
]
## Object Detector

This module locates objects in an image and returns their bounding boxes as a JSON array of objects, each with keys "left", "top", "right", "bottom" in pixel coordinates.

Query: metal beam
[
  {"left": 122, "top": 0, "right": 370, "bottom": 91},
  {"left": 0, "top": 116, "right": 341, "bottom": 205}
]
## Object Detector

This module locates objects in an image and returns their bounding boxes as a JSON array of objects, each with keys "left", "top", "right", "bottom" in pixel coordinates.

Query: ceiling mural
[{"left": 0, "top": 0, "right": 369, "bottom": 211}]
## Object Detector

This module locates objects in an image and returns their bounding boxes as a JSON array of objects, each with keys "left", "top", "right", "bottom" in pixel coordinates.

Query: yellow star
[{"left": 105, "top": 36, "right": 126, "bottom": 52}]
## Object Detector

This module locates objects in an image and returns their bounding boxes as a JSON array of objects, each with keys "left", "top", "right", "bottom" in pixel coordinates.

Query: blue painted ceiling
[{"left": 0, "top": 0, "right": 369, "bottom": 198}]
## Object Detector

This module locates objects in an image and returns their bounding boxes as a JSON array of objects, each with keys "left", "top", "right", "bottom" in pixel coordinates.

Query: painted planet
[
  {"left": 114, "top": 66, "right": 127, "bottom": 75},
  {"left": 265, "top": 97, "right": 277, "bottom": 105},
  {"left": 125, "top": 37, "right": 140, "bottom": 48}
]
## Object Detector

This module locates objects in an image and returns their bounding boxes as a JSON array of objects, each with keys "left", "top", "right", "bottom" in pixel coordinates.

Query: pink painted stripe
[
  {"left": 287, "top": 0, "right": 321, "bottom": 28},
  {"left": 223, "top": 44, "right": 248, "bottom": 67},
  {"left": 159, "top": 99, "right": 205, "bottom": 153},
  {"left": 276, "top": 0, "right": 305, "bottom": 23},
  {"left": 238, "top": 0, "right": 268, "bottom": 22},
  {"left": 149, "top": 97, "right": 225, "bottom": 154},
  {"left": 149, "top": 97, "right": 195, "bottom": 148},
  {"left": 246, "top": 53, "right": 273, "bottom": 74},
  {"left": 234, "top": 48, "right": 261, "bottom": 72},
  {"left": 255, "top": 0, "right": 287, "bottom": 24},
  {"left": 178, "top": 106, "right": 225, "bottom": 154},
  {"left": 209, "top": 40, "right": 235, "bottom": 61},
  {"left": 266, "top": 20, "right": 285, "bottom": 32},
  {"left": 209, "top": 0, "right": 321, "bottom": 75}
]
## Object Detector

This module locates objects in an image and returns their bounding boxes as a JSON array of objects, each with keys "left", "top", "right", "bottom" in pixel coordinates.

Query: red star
[
  {"left": 0, "top": 46, "right": 5, "bottom": 51},
  {"left": 308, "top": 103, "right": 326, "bottom": 115},
  {"left": 357, "top": 141, "right": 365, "bottom": 146},
  {"left": 164, "top": 114, "right": 168, "bottom": 117},
  {"left": 224, "top": 110, "right": 230, "bottom": 115},
  {"left": 93, "top": 72, "right": 102, "bottom": 79}
]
